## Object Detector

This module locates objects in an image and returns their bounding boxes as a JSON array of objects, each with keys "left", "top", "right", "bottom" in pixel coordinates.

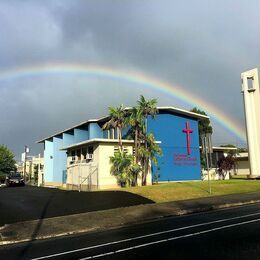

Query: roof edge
[
  {"left": 60, "top": 138, "right": 161, "bottom": 151},
  {"left": 37, "top": 106, "right": 209, "bottom": 143}
]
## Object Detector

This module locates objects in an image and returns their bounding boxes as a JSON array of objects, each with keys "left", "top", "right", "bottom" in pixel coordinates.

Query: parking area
[{"left": 0, "top": 186, "right": 153, "bottom": 226}]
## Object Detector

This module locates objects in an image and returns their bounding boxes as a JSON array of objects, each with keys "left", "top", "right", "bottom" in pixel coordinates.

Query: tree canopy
[
  {"left": 102, "top": 104, "right": 127, "bottom": 151},
  {"left": 0, "top": 145, "right": 17, "bottom": 175},
  {"left": 190, "top": 107, "right": 213, "bottom": 135},
  {"left": 220, "top": 144, "right": 237, "bottom": 155},
  {"left": 107, "top": 96, "right": 161, "bottom": 186},
  {"left": 217, "top": 154, "right": 236, "bottom": 179}
]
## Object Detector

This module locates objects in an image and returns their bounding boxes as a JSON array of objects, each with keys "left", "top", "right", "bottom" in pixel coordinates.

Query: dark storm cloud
[{"left": 0, "top": 0, "right": 259, "bottom": 157}]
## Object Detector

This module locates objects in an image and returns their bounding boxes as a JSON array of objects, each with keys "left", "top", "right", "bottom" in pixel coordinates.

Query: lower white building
[
  {"left": 62, "top": 139, "right": 153, "bottom": 191},
  {"left": 235, "top": 152, "right": 250, "bottom": 176},
  {"left": 201, "top": 146, "right": 238, "bottom": 180},
  {"left": 17, "top": 155, "right": 44, "bottom": 185}
]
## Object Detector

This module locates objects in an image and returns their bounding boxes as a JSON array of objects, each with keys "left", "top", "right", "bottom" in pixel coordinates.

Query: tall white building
[{"left": 241, "top": 68, "right": 260, "bottom": 177}]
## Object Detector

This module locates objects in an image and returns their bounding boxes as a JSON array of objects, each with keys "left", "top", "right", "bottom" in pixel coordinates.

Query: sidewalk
[{"left": 1, "top": 191, "right": 260, "bottom": 245}]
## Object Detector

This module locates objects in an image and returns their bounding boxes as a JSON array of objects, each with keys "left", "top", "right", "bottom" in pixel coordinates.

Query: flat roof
[
  {"left": 60, "top": 138, "right": 161, "bottom": 151},
  {"left": 236, "top": 152, "right": 248, "bottom": 158},
  {"left": 156, "top": 107, "right": 209, "bottom": 120},
  {"left": 199, "top": 146, "right": 238, "bottom": 151},
  {"left": 211, "top": 146, "right": 237, "bottom": 151},
  {"left": 36, "top": 116, "right": 109, "bottom": 143},
  {"left": 37, "top": 106, "right": 209, "bottom": 143}
]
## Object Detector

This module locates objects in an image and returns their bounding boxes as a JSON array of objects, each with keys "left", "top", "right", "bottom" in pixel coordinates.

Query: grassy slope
[{"left": 122, "top": 180, "right": 260, "bottom": 203}]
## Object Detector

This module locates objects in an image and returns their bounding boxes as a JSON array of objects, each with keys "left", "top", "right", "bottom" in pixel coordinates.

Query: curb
[{"left": 1, "top": 198, "right": 260, "bottom": 246}]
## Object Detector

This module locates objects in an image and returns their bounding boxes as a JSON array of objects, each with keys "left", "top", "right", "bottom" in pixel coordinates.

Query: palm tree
[
  {"left": 139, "top": 133, "right": 162, "bottom": 185},
  {"left": 103, "top": 105, "right": 126, "bottom": 151},
  {"left": 137, "top": 95, "right": 158, "bottom": 185},
  {"left": 105, "top": 96, "right": 161, "bottom": 187},
  {"left": 127, "top": 107, "right": 144, "bottom": 163},
  {"left": 110, "top": 151, "right": 134, "bottom": 187},
  {"left": 137, "top": 95, "right": 158, "bottom": 133}
]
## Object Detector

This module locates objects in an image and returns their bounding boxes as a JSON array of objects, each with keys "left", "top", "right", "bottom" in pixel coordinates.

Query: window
[
  {"left": 82, "top": 148, "right": 87, "bottom": 160},
  {"left": 247, "top": 77, "right": 255, "bottom": 92},
  {"left": 76, "top": 149, "right": 81, "bottom": 161},
  {"left": 114, "top": 146, "right": 119, "bottom": 154},
  {"left": 88, "top": 146, "right": 94, "bottom": 154},
  {"left": 114, "top": 146, "right": 128, "bottom": 154},
  {"left": 71, "top": 150, "right": 76, "bottom": 161}
]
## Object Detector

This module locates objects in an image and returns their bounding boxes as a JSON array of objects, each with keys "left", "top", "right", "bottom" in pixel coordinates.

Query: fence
[{"left": 67, "top": 161, "right": 98, "bottom": 191}]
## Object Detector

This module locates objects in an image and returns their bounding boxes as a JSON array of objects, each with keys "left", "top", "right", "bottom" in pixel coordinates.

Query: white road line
[
  {"left": 32, "top": 211, "right": 260, "bottom": 260},
  {"left": 80, "top": 218, "right": 260, "bottom": 260}
]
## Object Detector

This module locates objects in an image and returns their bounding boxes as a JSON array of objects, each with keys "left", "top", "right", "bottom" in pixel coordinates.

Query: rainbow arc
[{"left": 0, "top": 63, "right": 246, "bottom": 143}]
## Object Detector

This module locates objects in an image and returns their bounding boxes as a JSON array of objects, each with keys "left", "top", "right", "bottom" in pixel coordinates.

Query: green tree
[
  {"left": 106, "top": 96, "right": 161, "bottom": 187},
  {"left": 103, "top": 105, "right": 127, "bottom": 152},
  {"left": 109, "top": 151, "right": 135, "bottom": 187},
  {"left": 220, "top": 144, "right": 238, "bottom": 155},
  {"left": 238, "top": 147, "right": 247, "bottom": 153},
  {"left": 138, "top": 95, "right": 158, "bottom": 133},
  {"left": 217, "top": 154, "right": 236, "bottom": 180},
  {"left": 137, "top": 95, "right": 159, "bottom": 185},
  {"left": 0, "top": 145, "right": 17, "bottom": 175},
  {"left": 190, "top": 107, "right": 212, "bottom": 170},
  {"left": 127, "top": 107, "right": 144, "bottom": 164},
  {"left": 190, "top": 107, "right": 213, "bottom": 137},
  {"left": 139, "top": 133, "right": 162, "bottom": 185}
]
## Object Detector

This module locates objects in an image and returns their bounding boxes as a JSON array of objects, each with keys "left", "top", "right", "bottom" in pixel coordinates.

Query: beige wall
[
  {"left": 97, "top": 144, "right": 119, "bottom": 189},
  {"left": 241, "top": 69, "right": 260, "bottom": 177},
  {"left": 19, "top": 156, "right": 44, "bottom": 183},
  {"left": 236, "top": 160, "right": 250, "bottom": 176},
  {"left": 66, "top": 142, "right": 152, "bottom": 190},
  {"left": 202, "top": 169, "right": 230, "bottom": 180},
  {"left": 97, "top": 143, "right": 152, "bottom": 189}
]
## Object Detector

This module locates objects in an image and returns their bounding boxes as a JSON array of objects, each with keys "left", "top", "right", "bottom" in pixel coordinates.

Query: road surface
[
  {"left": 0, "top": 186, "right": 153, "bottom": 226},
  {"left": 1, "top": 202, "right": 260, "bottom": 259}
]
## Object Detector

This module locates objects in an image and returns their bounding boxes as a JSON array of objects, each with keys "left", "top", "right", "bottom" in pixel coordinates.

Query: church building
[{"left": 37, "top": 107, "right": 208, "bottom": 190}]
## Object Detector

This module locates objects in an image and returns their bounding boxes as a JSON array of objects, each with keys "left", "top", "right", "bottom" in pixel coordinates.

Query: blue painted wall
[
  {"left": 63, "top": 132, "right": 75, "bottom": 146},
  {"left": 42, "top": 113, "right": 201, "bottom": 184},
  {"left": 74, "top": 128, "right": 89, "bottom": 143},
  {"left": 89, "top": 123, "right": 103, "bottom": 139},
  {"left": 44, "top": 140, "right": 54, "bottom": 182},
  {"left": 148, "top": 113, "right": 201, "bottom": 182},
  {"left": 62, "top": 133, "right": 75, "bottom": 183},
  {"left": 53, "top": 137, "right": 65, "bottom": 183}
]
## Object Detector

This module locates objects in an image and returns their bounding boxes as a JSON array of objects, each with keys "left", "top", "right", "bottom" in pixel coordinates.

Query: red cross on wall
[{"left": 183, "top": 121, "right": 193, "bottom": 155}]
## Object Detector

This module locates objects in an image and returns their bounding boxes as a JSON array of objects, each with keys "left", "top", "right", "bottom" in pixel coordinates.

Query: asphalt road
[
  {"left": 2, "top": 203, "right": 260, "bottom": 259},
  {"left": 0, "top": 186, "right": 153, "bottom": 226}
]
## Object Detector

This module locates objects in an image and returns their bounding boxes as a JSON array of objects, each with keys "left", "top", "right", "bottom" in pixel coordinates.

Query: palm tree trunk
[
  {"left": 142, "top": 160, "right": 149, "bottom": 186},
  {"left": 118, "top": 127, "right": 123, "bottom": 152},
  {"left": 141, "top": 158, "right": 145, "bottom": 186},
  {"left": 134, "top": 128, "right": 138, "bottom": 163},
  {"left": 134, "top": 128, "right": 138, "bottom": 186}
]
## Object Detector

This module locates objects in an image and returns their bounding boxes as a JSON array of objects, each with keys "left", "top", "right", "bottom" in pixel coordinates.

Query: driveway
[{"left": 0, "top": 186, "right": 153, "bottom": 226}]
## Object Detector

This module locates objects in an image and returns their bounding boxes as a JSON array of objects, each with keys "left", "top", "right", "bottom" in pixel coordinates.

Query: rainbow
[{"left": 0, "top": 63, "right": 246, "bottom": 143}]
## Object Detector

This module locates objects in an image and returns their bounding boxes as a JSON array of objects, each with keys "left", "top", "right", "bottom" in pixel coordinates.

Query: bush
[
  {"left": 0, "top": 172, "right": 7, "bottom": 183},
  {"left": 0, "top": 145, "right": 16, "bottom": 174}
]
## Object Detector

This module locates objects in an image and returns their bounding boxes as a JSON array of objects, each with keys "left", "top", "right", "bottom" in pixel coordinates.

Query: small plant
[
  {"left": 153, "top": 166, "right": 161, "bottom": 184},
  {"left": 110, "top": 151, "right": 135, "bottom": 187},
  {"left": 217, "top": 154, "right": 236, "bottom": 180}
]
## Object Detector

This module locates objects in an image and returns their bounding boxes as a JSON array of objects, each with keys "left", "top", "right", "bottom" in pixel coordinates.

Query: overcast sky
[{"left": 1, "top": 0, "right": 259, "bottom": 159}]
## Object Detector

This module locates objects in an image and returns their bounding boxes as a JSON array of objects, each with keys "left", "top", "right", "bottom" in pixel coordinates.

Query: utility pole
[
  {"left": 202, "top": 133, "right": 213, "bottom": 194},
  {"left": 23, "top": 145, "right": 29, "bottom": 181},
  {"left": 23, "top": 145, "right": 27, "bottom": 180}
]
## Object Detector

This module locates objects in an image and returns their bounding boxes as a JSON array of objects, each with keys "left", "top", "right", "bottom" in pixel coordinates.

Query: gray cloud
[{"left": 0, "top": 0, "right": 258, "bottom": 158}]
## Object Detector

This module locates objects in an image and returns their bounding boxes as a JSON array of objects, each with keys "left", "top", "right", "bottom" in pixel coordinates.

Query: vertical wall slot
[{"left": 247, "top": 76, "right": 255, "bottom": 92}]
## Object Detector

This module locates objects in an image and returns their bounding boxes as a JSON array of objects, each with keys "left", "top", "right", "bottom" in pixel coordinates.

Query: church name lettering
[{"left": 173, "top": 153, "right": 197, "bottom": 166}]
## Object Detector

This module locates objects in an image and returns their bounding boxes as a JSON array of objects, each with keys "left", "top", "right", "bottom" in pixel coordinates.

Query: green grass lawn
[{"left": 121, "top": 180, "right": 260, "bottom": 203}]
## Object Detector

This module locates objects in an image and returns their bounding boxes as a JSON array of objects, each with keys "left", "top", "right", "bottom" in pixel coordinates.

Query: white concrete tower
[{"left": 241, "top": 68, "right": 260, "bottom": 177}]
